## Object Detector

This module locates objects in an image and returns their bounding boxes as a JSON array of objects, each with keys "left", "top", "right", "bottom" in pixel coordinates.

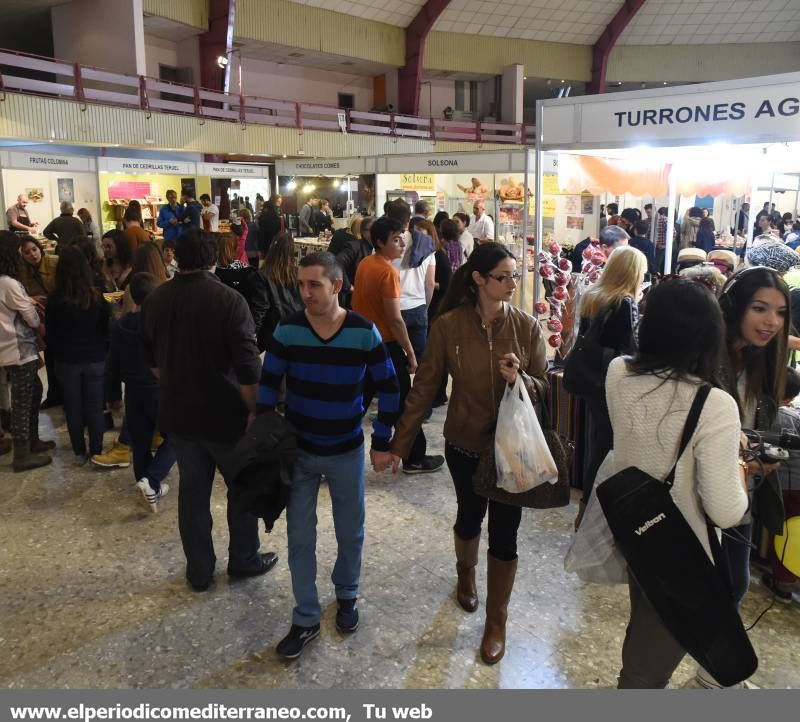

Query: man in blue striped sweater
[{"left": 258, "top": 252, "right": 400, "bottom": 660}]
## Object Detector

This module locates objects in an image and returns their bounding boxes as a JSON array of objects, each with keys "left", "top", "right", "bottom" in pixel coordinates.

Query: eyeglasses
[{"left": 485, "top": 272, "right": 520, "bottom": 283}]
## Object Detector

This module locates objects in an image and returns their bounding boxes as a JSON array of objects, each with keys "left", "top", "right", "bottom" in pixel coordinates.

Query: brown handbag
[{"left": 472, "top": 392, "right": 571, "bottom": 509}]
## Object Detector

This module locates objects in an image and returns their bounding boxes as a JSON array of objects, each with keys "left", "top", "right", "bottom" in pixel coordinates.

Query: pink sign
[{"left": 108, "top": 181, "right": 151, "bottom": 200}]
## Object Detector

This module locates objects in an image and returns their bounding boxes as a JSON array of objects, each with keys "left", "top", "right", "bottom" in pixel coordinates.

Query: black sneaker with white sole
[
  {"left": 402, "top": 454, "right": 445, "bottom": 475},
  {"left": 336, "top": 598, "right": 359, "bottom": 633},
  {"left": 276, "top": 623, "right": 321, "bottom": 659}
]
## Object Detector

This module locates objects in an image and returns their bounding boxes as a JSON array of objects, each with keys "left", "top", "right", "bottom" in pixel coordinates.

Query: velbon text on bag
[{"left": 596, "top": 385, "right": 758, "bottom": 687}]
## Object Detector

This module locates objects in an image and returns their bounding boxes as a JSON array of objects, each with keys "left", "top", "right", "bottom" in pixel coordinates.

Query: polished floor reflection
[{"left": 2, "top": 404, "right": 799, "bottom": 689}]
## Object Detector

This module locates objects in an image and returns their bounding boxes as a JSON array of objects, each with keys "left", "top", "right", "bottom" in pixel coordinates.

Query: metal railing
[{"left": 0, "top": 48, "right": 533, "bottom": 146}]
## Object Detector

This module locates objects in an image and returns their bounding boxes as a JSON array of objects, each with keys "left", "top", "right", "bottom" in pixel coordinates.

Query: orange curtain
[
  {"left": 557, "top": 155, "right": 670, "bottom": 196},
  {"left": 556, "top": 153, "right": 755, "bottom": 198}
]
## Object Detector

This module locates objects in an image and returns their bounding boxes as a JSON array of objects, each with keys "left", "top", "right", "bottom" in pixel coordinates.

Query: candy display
[{"left": 535, "top": 237, "right": 605, "bottom": 356}]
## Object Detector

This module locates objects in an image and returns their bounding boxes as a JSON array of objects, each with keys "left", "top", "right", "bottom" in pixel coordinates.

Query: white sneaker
[
  {"left": 136, "top": 478, "right": 169, "bottom": 513},
  {"left": 695, "top": 666, "right": 758, "bottom": 689}
]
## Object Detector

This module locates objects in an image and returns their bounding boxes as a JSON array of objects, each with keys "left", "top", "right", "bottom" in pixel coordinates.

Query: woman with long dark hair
[
  {"left": 257, "top": 194, "right": 285, "bottom": 260},
  {"left": 120, "top": 242, "right": 167, "bottom": 315},
  {"left": 101, "top": 230, "right": 133, "bottom": 291},
  {"left": 260, "top": 232, "right": 302, "bottom": 350},
  {"left": 46, "top": 246, "right": 110, "bottom": 464},
  {"left": 388, "top": 243, "right": 548, "bottom": 665},
  {"left": 719, "top": 268, "right": 789, "bottom": 585},
  {"left": 18, "top": 236, "right": 61, "bottom": 410},
  {"left": 607, "top": 279, "right": 748, "bottom": 688},
  {"left": 0, "top": 232, "right": 53, "bottom": 470}
]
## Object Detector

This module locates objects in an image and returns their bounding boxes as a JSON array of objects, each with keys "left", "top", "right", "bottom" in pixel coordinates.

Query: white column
[
  {"left": 664, "top": 168, "right": 677, "bottom": 275},
  {"left": 534, "top": 101, "right": 544, "bottom": 303},
  {"left": 52, "top": 0, "right": 146, "bottom": 75},
  {"left": 501, "top": 64, "right": 524, "bottom": 125}
]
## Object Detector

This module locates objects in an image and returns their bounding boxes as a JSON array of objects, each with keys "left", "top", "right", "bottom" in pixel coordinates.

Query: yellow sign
[
  {"left": 401, "top": 173, "right": 435, "bottom": 191},
  {"left": 543, "top": 197, "right": 557, "bottom": 218},
  {"left": 543, "top": 174, "right": 562, "bottom": 195}
]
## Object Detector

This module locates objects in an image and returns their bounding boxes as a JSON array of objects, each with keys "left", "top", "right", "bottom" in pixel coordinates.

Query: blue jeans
[
  {"left": 401, "top": 305, "right": 428, "bottom": 363},
  {"left": 125, "top": 385, "right": 175, "bottom": 490},
  {"left": 287, "top": 445, "right": 366, "bottom": 626},
  {"left": 56, "top": 360, "right": 106, "bottom": 456},
  {"left": 171, "top": 435, "right": 262, "bottom": 588}
]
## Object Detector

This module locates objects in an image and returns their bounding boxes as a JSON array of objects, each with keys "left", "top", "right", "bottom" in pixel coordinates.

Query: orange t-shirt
[{"left": 352, "top": 254, "right": 401, "bottom": 343}]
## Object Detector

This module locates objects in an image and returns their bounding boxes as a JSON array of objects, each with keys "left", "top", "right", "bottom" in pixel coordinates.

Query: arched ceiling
[{"left": 287, "top": 0, "right": 800, "bottom": 45}]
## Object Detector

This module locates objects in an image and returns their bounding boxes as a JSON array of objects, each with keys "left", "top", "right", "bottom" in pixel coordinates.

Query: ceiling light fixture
[
  {"left": 287, "top": 178, "right": 297, "bottom": 190},
  {"left": 302, "top": 183, "right": 315, "bottom": 194},
  {"left": 216, "top": 55, "right": 228, "bottom": 69}
]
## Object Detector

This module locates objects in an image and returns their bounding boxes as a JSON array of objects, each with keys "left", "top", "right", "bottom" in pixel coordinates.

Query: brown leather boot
[
  {"left": 13, "top": 445, "right": 52, "bottom": 472},
  {"left": 30, "top": 415, "right": 56, "bottom": 453},
  {"left": 454, "top": 532, "right": 480, "bottom": 612},
  {"left": 480, "top": 553, "right": 517, "bottom": 665}
]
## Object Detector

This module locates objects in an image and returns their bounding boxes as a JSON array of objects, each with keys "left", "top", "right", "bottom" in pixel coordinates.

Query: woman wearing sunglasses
[{"left": 386, "top": 242, "right": 548, "bottom": 665}]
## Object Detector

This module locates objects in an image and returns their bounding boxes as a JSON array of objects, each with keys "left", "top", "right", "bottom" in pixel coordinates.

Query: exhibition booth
[
  {"left": 97, "top": 157, "right": 271, "bottom": 236},
  {"left": 277, "top": 150, "right": 601, "bottom": 311},
  {"left": 533, "top": 71, "right": 800, "bottom": 300},
  {"left": 0, "top": 149, "right": 100, "bottom": 232}
]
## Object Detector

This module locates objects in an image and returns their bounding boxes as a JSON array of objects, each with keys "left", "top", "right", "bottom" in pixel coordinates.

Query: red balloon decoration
[
  {"left": 547, "top": 318, "right": 563, "bottom": 333},
  {"left": 534, "top": 301, "right": 548, "bottom": 315},
  {"left": 552, "top": 286, "right": 569, "bottom": 301},
  {"left": 548, "top": 334, "right": 562, "bottom": 348}
]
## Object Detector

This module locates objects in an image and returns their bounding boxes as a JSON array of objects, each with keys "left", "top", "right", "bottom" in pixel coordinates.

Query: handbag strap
[{"left": 664, "top": 383, "right": 711, "bottom": 489}]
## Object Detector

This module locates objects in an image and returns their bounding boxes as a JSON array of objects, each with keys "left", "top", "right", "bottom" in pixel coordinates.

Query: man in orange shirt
[{"left": 353, "top": 216, "right": 444, "bottom": 475}]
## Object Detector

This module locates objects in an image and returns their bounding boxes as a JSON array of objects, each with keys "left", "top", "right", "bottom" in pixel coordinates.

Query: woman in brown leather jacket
[{"left": 388, "top": 242, "right": 548, "bottom": 665}]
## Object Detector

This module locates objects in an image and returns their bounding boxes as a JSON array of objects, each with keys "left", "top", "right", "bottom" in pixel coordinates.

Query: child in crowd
[
  {"left": 108, "top": 272, "right": 176, "bottom": 512},
  {"left": 162, "top": 239, "right": 178, "bottom": 279},
  {"left": 764, "top": 366, "right": 800, "bottom": 602}
]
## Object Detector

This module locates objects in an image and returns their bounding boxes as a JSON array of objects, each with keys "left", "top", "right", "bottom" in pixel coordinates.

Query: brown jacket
[
  {"left": 391, "top": 302, "right": 549, "bottom": 457},
  {"left": 19, "top": 254, "right": 58, "bottom": 298}
]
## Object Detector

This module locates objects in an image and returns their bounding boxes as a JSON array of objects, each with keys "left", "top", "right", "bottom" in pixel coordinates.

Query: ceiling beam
[
  {"left": 397, "top": 0, "right": 451, "bottom": 116},
  {"left": 587, "top": 0, "right": 647, "bottom": 95}
]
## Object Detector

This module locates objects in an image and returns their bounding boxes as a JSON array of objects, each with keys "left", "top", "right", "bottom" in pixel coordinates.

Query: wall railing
[{"left": 0, "top": 49, "right": 535, "bottom": 147}]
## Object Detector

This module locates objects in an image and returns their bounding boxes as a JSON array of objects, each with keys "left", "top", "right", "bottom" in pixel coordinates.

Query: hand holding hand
[
  {"left": 499, "top": 352, "right": 520, "bottom": 384},
  {"left": 370, "top": 450, "right": 402, "bottom": 473}
]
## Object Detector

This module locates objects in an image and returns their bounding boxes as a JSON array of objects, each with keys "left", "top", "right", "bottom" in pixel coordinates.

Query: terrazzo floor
[{"left": 2, "top": 404, "right": 799, "bottom": 689}]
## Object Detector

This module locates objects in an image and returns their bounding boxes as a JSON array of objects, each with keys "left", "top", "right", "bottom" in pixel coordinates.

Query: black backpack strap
[{"left": 664, "top": 383, "right": 712, "bottom": 489}]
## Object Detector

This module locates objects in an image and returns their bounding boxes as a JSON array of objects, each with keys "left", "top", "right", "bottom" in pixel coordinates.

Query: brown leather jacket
[{"left": 391, "top": 302, "right": 549, "bottom": 457}]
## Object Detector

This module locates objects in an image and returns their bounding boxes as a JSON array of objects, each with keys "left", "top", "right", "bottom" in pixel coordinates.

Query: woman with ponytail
[{"left": 387, "top": 242, "right": 548, "bottom": 665}]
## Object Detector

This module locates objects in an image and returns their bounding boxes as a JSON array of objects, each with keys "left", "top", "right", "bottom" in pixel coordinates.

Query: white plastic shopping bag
[
  {"left": 564, "top": 451, "right": 628, "bottom": 585},
  {"left": 494, "top": 376, "right": 559, "bottom": 493}
]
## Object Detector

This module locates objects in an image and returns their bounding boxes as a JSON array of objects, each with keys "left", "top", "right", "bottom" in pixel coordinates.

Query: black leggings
[{"left": 445, "top": 443, "right": 522, "bottom": 561}]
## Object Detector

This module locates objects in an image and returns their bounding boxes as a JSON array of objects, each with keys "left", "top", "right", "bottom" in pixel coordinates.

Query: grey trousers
[{"left": 618, "top": 576, "right": 686, "bottom": 689}]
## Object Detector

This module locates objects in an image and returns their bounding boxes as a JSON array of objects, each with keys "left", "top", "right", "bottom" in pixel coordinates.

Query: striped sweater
[{"left": 258, "top": 310, "right": 400, "bottom": 455}]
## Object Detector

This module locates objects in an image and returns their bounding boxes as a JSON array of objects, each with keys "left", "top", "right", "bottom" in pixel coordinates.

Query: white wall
[
  {"left": 240, "top": 58, "right": 373, "bottom": 110},
  {"left": 144, "top": 35, "right": 178, "bottom": 80},
  {"left": 419, "top": 80, "right": 456, "bottom": 119},
  {"left": 52, "top": 0, "right": 145, "bottom": 75},
  {"left": 2, "top": 169, "right": 100, "bottom": 230}
]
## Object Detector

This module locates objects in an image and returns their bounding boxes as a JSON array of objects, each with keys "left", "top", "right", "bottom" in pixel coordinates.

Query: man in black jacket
[{"left": 140, "top": 228, "right": 278, "bottom": 591}]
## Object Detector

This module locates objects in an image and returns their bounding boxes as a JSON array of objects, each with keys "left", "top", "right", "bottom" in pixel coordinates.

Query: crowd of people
[
  {"left": 596, "top": 199, "right": 800, "bottom": 277},
  {"left": 1, "top": 188, "right": 799, "bottom": 689}
]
